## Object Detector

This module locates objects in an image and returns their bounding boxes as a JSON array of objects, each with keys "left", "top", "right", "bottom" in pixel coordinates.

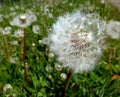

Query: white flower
[
  {"left": 49, "top": 10, "right": 107, "bottom": 73},
  {"left": 107, "top": 21, "right": 120, "bottom": 39},
  {"left": 14, "top": 29, "right": 24, "bottom": 37},
  {"left": 0, "top": 27, "right": 12, "bottom": 35},
  {"left": 10, "top": 13, "right": 37, "bottom": 28},
  {"left": 32, "top": 25, "right": 40, "bottom": 34}
]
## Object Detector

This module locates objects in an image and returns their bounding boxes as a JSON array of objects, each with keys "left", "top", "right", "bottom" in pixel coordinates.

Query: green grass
[{"left": 0, "top": 0, "right": 120, "bottom": 97}]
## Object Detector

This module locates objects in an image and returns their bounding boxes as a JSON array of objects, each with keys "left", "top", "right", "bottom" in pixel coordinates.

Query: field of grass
[{"left": 0, "top": 0, "right": 120, "bottom": 97}]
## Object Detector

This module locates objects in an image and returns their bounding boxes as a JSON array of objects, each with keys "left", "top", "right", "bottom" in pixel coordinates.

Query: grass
[{"left": 0, "top": 0, "right": 120, "bottom": 97}]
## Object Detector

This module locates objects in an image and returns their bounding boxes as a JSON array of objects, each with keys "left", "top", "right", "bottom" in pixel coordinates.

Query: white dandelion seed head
[
  {"left": 49, "top": 10, "right": 107, "bottom": 73},
  {"left": 55, "top": 63, "right": 62, "bottom": 71},
  {"left": 49, "top": 53, "right": 55, "bottom": 58},
  {"left": 107, "top": 21, "right": 120, "bottom": 39},
  {"left": 41, "top": 37, "right": 49, "bottom": 45},
  {"left": 14, "top": 29, "right": 24, "bottom": 37},
  {"left": 32, "top": 25, "right": 40, "bottom": 34},
  {"left": 11, "top": 41, "right": 18, "bottom": 45},
  {"left": 3, "top": 84, "right": 13, "bottom": 96},
  {"left": 0, "top": 27, "right": 12, "bottom": 35},
  {"left": 10, "top": 13, "right": 37, "bottom": 28},
  {"left": 60, "top": 73, "right": 67, "bottom": 80}
]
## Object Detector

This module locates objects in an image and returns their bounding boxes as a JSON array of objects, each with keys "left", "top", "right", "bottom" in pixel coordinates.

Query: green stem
[{"left": 62, "top": 69, "right": 73, "bottom": 97}]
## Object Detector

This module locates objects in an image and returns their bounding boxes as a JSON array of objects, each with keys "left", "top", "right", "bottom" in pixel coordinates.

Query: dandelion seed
[
  {"left": 107, "top": 21, "right": 120, "bottom": 39},
  {"left": 49, "top": 10, "right": 107, "bottom": 73}
]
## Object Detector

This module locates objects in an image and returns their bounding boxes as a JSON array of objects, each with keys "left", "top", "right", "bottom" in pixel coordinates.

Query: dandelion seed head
[
  {"left": 49, "top": 10, "right": 107, "bottom": 73},
  {"left": 0, "top": 27, "right": 12, "bottom": 35},
  {"left": 14, "top": 29, "right": 24, "bottom": 37},
  {"left": 32, "top": 25, "right": 40, "bottom": 34},
  {"left": 10, "top": 13, "right": 37, "bottom": 28},
  {"left": 3, "top": 84, "right": 13, "bottom": 96},
  {"left": 60, "top": 73, "right": 67, "bottom": 79},
  {"left": 107, "top": 21, "right": 120, "bottom": 39},
  {"left": 55, "top": 63, "right": 62, "bottom": 71}
]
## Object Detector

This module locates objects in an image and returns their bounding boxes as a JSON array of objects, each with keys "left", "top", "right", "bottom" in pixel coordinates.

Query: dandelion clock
[{"left": 48, "top": 10, "right": 107, "bottom": 96}]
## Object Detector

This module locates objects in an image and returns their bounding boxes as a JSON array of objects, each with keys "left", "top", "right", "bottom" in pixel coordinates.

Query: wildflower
[
  {"left": 107, "top": 21, "right": 120, "bottom": 39},
  {"left": 49, "top": 10, "right": 107, "bottom": 73},
  {"left": 0, "top": 27, "right": 12, "bottom": 35},
  {"left": 10, "top": 13, "right": 37, "bottom": 28},
  {"left": 14, "top": 29, "right": 24, "bottom": 37},
  {"left": 32, "top": 25, "right": 40, "bottom": 34}
]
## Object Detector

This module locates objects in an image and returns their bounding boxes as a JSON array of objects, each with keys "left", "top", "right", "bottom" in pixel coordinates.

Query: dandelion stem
[
  {"left": 2, "top": 35, "right": 10, "bottom": 61},
  {"left": 62, "top": 69, "right": 73, "bottom": 97},
  {"left": 23, "top": 29, "right": 29, "bottom": 85}
]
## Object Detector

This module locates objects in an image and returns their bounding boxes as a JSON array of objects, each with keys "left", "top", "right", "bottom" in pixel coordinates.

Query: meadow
[{"left": 0, "top": 0, "right": 120, "bottom": 97}]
